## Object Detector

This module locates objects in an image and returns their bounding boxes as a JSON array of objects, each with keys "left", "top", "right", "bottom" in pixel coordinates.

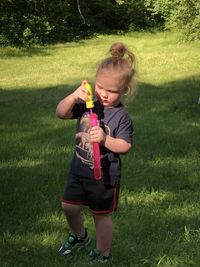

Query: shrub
[{"left": 145, "top": 0, "right": 200, "bottom": 41}]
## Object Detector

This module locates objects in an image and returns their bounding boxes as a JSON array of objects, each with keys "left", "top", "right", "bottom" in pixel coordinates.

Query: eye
[{"left": 107, "top": 89, "right": 119, "bottom": 94}]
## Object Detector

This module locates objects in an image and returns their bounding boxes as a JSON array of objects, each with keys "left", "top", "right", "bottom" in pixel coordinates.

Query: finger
[
  {"left": 79, "top": 89, "right": 90, "bottom": 102},
  {"left": 80, "top": 87, "right": 89, "bottom": 96},
  {"left": 90, "top": 126, "right": 99, "bottom": 131}
]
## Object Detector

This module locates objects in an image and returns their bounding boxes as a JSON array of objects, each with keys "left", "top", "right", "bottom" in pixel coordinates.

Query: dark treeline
[{"left": 0, "top": 0, "right": 199, "bottom": 47}]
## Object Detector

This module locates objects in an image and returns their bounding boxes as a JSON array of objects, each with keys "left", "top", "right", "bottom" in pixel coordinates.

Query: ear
[{"left": 123, "top": 86, "right": 131, "bottom": 96}]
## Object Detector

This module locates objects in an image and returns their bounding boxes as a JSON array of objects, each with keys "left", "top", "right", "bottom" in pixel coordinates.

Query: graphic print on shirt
[{"left": 75, "top": 112, "right": 110, "bottom": 169}]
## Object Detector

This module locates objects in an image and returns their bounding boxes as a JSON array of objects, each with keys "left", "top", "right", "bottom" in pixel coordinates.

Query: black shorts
[{"left": 62, "top": 173, "right": 120, "bottom": 215}]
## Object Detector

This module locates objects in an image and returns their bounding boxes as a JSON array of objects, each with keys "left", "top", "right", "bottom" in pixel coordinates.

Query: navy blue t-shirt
[{"left": 69, "top": 100, "right": 134, "bottom": 184}]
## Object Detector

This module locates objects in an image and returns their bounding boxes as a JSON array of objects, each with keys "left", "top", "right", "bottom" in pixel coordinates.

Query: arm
[
  {"left": 56, "top": 81, "right": 89, "bottom": 119},
  {"left": 104, "top": 135, "right": 132, "bottom": 154},
  {"left": 56, "top": 93, "right": 77, "bottom": 119}
]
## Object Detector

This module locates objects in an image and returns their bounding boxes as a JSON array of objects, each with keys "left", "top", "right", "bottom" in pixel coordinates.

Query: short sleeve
[
  {"left": 115, "top": 113, "right": 134, "bottom": 144},
  {"left": 71, "top": 102, "right": 86, "bottom": 119}
]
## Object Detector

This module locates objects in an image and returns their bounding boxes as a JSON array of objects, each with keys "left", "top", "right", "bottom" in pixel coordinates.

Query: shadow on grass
[
  {"left": 0, "top": 75, "right": 200, "bottom": 266},
  {"left": 0, "top": 46, "right": 53, "bottom": 58},
  {"left": 0, "top": 40, "right": 89, "bottom": 59},
  {"left": 123, "top": 74, "right": 200, "bottom": 192}
]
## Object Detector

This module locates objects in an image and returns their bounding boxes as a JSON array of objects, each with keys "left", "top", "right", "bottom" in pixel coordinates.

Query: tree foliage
[
  {"left": 145, "top": 0, "right": 200, "bottom": 41},
  {"left": 0, "top": 0, "right": 199, "bottom": 47}
]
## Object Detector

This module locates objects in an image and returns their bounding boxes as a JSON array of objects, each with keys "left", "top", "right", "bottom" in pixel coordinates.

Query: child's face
[{"left": 95, "top": 69, "right": 124, "bottom": 107}]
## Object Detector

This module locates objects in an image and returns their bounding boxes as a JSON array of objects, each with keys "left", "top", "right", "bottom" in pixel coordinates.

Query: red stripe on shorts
[{"left": 61, "top": 198, "right": 87, "bottom": 205}]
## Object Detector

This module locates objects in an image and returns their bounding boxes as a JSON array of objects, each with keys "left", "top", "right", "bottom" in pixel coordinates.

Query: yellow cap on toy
[{"left": 84, "top": 82, "right": 94, "bottom": 109}]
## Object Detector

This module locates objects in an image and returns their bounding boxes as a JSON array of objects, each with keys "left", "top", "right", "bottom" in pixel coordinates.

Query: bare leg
[
  {"left": 62, "top": 202, "right": 85, "bottom": 237},
  {"left": 93, "top": 214, "right": 112, "bottom": 256}
]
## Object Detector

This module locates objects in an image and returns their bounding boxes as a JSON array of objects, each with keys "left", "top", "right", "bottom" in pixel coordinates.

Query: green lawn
[{"left": 0, "top": 31, "right": 200, "bottom": 267}]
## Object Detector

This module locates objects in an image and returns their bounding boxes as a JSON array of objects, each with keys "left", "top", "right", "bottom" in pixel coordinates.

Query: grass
[{"left": 0, "top": 31, "right": 200, "bottom": 267}]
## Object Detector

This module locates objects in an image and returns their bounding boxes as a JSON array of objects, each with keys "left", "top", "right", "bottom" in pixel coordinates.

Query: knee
[
  {"left": 61, "top": 202, "right": 81, "bottom": 217},
  {"left": 92, "top": 213, "right": 102, "bottom": 220}
]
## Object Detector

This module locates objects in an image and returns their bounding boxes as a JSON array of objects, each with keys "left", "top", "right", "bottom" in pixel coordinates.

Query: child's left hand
[{"left": 89, "top": 126, "right": 106, "bottom": 145}]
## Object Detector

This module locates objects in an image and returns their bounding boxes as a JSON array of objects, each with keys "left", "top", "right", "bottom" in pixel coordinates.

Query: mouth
[
  {"left": 100, "top": 99, "right": 109, "bottom": 106},
  {"left": 95, "top": 92, "right": 110, "bottom": 106},
  {"left": 96, "top": 94, "right": 106, "bottom": 104}
]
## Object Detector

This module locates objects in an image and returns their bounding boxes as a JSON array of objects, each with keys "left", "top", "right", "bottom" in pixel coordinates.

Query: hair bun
[
  {"left": 109, "top": 42, "right": 134, "bottom": 65},
  {"left": 110, "top": 42, "right": 127, "bottom": 59}
]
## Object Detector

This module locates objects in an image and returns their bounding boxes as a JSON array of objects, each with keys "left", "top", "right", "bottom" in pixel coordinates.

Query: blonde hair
[{"left": 97, "top": 42, "right": 136, "bottom": 95}]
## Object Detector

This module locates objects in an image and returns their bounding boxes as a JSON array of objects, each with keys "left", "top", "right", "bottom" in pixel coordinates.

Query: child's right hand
[{"left": 72, "top": 80, "right": 90, "bottom": 102}]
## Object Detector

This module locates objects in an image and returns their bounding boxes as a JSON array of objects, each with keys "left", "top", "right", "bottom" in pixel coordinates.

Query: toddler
[{"left": 56, "top": 42, "right": 136, "bottom": 263}]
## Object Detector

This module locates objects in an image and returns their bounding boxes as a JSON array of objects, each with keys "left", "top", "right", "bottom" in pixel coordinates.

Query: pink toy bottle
[{"left": 89, "top": 113, "right": 102, "bottom": 180}]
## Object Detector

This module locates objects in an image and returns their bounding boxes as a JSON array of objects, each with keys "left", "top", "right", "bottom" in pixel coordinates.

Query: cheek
[
  {"left": 95, "top": 89, "right": 100, "bottom": 98},
  {"left": 95, "top": 87, "right": 103, "bottom": 97},
  {"left": 110, "top": 94, "right": 118, "bottom": 100},
  {"left": 95, "top": 86, "right": 99, "bottom": 94}
]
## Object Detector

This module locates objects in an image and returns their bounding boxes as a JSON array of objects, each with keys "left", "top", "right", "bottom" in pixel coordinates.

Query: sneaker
[
  {"left": 89, "top": 248, "right": 111, "bottom": 263},
  {"left": 58, "top": 230, "right": 91, "bottom": 255}
]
